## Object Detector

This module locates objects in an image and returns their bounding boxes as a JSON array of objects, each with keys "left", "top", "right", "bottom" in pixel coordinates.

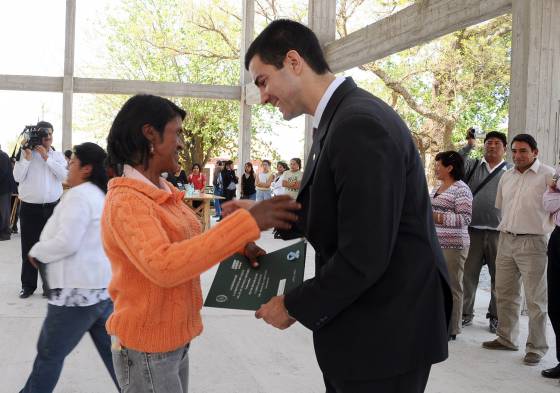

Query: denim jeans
[
  {"left": 112, "top": 343, "right": 190, "bottom": 393},
  {"left": 241, "top": 193, "right": 256, "bottom": 200},
  {"left": 20, "top": 299, "right": 118, "bottom": 393},
  {"left": 214, "top": 187, "right": 223, "bottom": 217},
  {"left": 256, "top": 189, "right": 272, "bottom": 201}
]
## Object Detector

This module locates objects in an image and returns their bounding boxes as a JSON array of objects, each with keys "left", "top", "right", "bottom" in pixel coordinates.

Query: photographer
[{"left": 13, "top": 121, "right": 68, "bottom": 299}]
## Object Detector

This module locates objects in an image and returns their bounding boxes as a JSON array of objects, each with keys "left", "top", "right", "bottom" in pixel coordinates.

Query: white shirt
[
  {"left": 271, "top": 174, "right": 284, "bottom": 196},
  {"left": 496, "top": 159, "right": 555, "bottom": 235},
  {"left": 481, "top": 158, "right": 506, "bottom": 174},
  {"left": 312, "top": 76, "right": 346, "bottom": 129},
  {"left": 28, "top": 182, "right": 112, "bottom": 289},
  {"left": 13, "top": 148, "right": 67, "bottom": 203}
]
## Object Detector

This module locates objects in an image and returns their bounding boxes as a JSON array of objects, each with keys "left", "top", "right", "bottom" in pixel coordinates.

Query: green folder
[{"left": 204, "top": 240, "right": 307, "bottom": 311}]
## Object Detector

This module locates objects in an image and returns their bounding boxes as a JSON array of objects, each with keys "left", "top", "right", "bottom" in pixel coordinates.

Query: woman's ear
[
  {"left": 81, "top": 164, "right": 93, "bottom": 180},
  {"left": 141, "top": 124, "right": 159, "bottom": 145}
]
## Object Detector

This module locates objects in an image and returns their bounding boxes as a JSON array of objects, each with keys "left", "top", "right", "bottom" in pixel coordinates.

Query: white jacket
[{"left": 29, "top": 182, "right": 112, "bottom": 289}]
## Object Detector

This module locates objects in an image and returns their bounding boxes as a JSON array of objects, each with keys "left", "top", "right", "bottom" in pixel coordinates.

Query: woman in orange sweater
[{"left": 102, "top": 94, "right": 299, "bottom": 393}]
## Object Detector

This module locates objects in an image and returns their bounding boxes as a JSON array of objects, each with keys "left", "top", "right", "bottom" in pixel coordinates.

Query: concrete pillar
[
  {"left": 305, "top": 0, "right": 337, "bottom": 164},
  {"left": 62, "top": 0, "right": 76, "bottom": 151},
  {"left": 509, "top": 0, "right": 560, "bottom": 165},
  {"left": 238, "top": 0, "right": 254, "bottom": 179}
]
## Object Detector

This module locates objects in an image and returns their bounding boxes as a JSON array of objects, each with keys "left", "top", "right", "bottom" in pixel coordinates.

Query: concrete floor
[{"left": 1, "top": 222, "right": 558, "bottom": 393}]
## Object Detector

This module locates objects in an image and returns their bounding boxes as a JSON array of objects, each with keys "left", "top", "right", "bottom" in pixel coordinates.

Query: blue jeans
[
  {"left": 241, "top": 193, "right": 256, "bottom": 200},
  {"left": 256, "top": 189, "right": 272, "bottom": 201},
  {"left": 214, "top": 187, "right": 223, "bottom": 217},
  {"left": 20, "top": 299, "right": 118, "bottom": 393},
  {"left": 112, "top": 343, "right": 190, "bottom": 393}
]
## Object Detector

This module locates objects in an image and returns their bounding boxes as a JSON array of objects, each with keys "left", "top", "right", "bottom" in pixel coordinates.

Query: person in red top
[{"left": 188, "top": 163, "right": 206, "bottom": 192}]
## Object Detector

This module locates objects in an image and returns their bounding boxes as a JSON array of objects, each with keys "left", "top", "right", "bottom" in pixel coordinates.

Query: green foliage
[{"left": 81, "top": 0, "right": 278, "bottom": 170}]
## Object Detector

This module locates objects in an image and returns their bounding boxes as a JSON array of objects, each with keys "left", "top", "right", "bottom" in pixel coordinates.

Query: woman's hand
[
  {"left": 28, "top": 256, "right": 38, "bottom": 269},
  {"left": 244, "top": 242, "right": 266, "bottom": 268}
]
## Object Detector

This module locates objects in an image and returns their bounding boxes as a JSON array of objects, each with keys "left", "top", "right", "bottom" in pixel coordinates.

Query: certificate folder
[{"left": 204, "top": 240, "right": 307, "bottom": 311}]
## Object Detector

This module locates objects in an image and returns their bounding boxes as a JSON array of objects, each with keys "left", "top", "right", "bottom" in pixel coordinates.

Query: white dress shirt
[
  {"left": 13, "top": 148, "right": 67, "bottom": 203},
  {"left": 29, "top": 181, "right": 112, "bottom": 289},
  {"left": 496, "top": 159, "right": 555, "bottom": 235},
  {"left": 312, "top": 76, "right": 346, "bottom": 129}
]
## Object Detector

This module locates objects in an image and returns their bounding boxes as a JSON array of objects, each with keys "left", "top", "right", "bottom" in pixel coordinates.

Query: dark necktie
[{"left": 312, "top": 127, "right": 318, "bottom": 141}]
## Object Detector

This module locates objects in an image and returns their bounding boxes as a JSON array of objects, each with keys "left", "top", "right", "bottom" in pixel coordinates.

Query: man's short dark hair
[
  {"left": 64, "top": 149, "right": 72, "bottom": 159},
  {"left": 511, "top": 133, "right": 538, "bottom": 151},
  {"left": 435, "top": 150, "right": 465, "bottom": 181},
  {"left": 484, "top": 131, "right": 507, "bottom": 147},
  {"left": 37, "top": 121, "right": 53, "bottom": 131},
  {"left": 262, "top": 159, "right": 271, "bottom": 166},
  {"left": 244, "top": 19, "right": 331, "bottom": 74}
]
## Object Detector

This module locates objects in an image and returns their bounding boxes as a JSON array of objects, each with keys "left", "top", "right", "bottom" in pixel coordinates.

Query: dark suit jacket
[{"left": 282, "top": 78, "right": 452, "bottom": 381}]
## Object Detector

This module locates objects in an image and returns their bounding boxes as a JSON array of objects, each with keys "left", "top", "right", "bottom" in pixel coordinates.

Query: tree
[
  {"left": 81, "top": 0, "right": 279, "bottom": 170},
  {"left": 336, "top": 1, "right": 511, "bottom": 183}
]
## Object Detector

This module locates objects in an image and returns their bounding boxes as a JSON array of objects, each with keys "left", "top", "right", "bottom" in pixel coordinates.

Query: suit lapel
[{"left": 298, "top": 77, "right": 358, "bottom": 196}]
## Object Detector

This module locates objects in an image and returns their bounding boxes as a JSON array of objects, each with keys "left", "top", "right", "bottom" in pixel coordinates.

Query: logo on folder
[{"left": 287, "top": 250, "right": 300, "bottom": 261}]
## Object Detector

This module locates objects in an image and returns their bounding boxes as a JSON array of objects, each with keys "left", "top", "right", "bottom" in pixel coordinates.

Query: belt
[
  {"left": 504, "top": 231, "right": 535, "bottom": 237},
  {"left": 21, "top": 200, "right": 59, "bottom": 208}
]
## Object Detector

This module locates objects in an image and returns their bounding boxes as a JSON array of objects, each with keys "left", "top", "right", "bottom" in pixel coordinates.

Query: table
[{"left": 184, "top": 193, "right": 224, "bottom": 232}]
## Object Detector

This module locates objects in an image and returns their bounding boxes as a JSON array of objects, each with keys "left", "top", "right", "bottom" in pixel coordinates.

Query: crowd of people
[
  {"left": 1, "top": 18, "right": 559, "bottom": 393},
  {"left": 430, "top": 129, "right": 560, "bottom": 377}
]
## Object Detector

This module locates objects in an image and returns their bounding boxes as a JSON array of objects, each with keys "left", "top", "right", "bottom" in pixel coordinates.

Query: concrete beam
[
  {"left": 508, "top": 0, "right": 560, "bottom": 166},
  {"left": 325, "top": 0, "right": 512, "bottom": 73},
  {"left": 0, "top": 75, "right": 62, "bottom": 92}
]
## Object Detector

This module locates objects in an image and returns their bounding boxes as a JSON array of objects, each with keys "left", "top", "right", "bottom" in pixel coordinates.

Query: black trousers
[
  {"left": 0, "top": 192, "right": 11, "bottom": 237},
  {"left": 324, "top": 366, "right": 431, "bottom": 393},
  {"left": 20, "top": 201, "right": 57, "bottom": 292},
  {"left": 548, "top": 226, "right": 560, "bottom": 362},
  {"left": 224, "top": 189, "right": 236, "bottom": 202}
]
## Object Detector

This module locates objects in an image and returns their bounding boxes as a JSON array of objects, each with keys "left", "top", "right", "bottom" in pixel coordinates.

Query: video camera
[{"left": 20, "top": 125, "right": 50, "bottom": 150}]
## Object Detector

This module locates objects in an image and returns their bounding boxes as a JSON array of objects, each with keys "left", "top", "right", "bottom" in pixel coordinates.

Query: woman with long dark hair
[
  {"left": 241, "top": 162, "right": 256, "bottom": 200},
  {"left": 20, "top": 142, "right": 118, "bottom": 392}
]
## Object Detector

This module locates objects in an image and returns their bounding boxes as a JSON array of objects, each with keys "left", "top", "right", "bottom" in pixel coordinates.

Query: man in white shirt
[
  {"left": 13, "top": 121, "right": 67, "bottom": 298},
  {"left": 483, "top": 133, "right": 554, "bottom": 366}
]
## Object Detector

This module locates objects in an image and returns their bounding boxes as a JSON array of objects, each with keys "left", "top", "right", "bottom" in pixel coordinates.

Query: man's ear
[{"left": 285, "top": 50, "right": 304, "bottom": 75}]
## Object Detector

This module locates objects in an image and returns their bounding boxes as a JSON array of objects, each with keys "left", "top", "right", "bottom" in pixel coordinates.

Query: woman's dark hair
[
  {"left": 244, "top": 19, "right": 331, "bottom": 75},
  {"left": 64, "top": 149, "right": 72, "bottom": 159},
  {"left": 192, "top": 163, "right": 201, "bottom": 171},
  {"left": 290, "top": 157, "right": 302, "bottom": 170},
  {"left": 73, "top": 142, "right": 109, "bottom": 194},
  {"left": 435, "top": 150, "right": 465, "bottom": 181},
  {"left": 106, "top": 94, "right": 186, "bottom": 175},
  {"left": 224, "top": 160, "right": 234, "bottom": 168},
  {"left": 277, "top": 161, "right": 289, "bottom": 171},
  {"left": 511, "top": 133, "right": 538, "bottom": 151},
  {"left": 244, "top": 162, "right": 255, "bottom": 176}
]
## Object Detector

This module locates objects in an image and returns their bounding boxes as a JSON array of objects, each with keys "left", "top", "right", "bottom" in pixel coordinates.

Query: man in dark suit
[{"left": 245, "top": 20, "right": 452, "bottom": 392}]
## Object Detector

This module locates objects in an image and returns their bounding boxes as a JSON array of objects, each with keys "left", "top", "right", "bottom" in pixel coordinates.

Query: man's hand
[
  {"left": 35, "top": 146, "right": 48, "bottom": 161},
  {"left": 255, "top": 295, "right": 296, "bottom": 330},
  {"left": 244, "top": 242, "right": 266, "bottom": 268},
  {"left": 221, "top": 199, "right": 256, "bottom": 217},
  {"left": 28, "top": 256, "right": 38, "bottom": 269},
  {"left": 23, "top": 148, "right": 32, "bottom": 161}
]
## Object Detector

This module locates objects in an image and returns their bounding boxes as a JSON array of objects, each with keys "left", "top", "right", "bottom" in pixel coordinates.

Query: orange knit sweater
[{"left": 101, "top": 177, "right": 260, "bottom": 353}]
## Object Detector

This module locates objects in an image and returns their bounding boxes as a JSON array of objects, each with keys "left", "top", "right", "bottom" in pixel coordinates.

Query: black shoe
[
  {"left": 19, "top": 288, "right": 34, "bottom": 299},
  {"left": 489, "top": 317, "right": 498, "bottom": 333},
  {"left": 462, "top": 315, "right": 473, "bottom": 327},
  {"left": 542, "top": 364, "right": 560, "bottom": 378},
  {"left": 0, "top": 234, "right": 10, "bottom": 241},
  {"left": 11, "top": 227, "right": 18, "bottom": 234},
  {"left": 217, "top": 217, "right": 223, "bottom": 222},
  {"left": 448, "top": 335, "right": 457, "bottom": 341}
]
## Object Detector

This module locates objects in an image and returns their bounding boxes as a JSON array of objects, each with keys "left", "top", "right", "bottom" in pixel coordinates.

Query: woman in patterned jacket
[{"left": 430, "top": 150, "right": 473, "bottom": 341}]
